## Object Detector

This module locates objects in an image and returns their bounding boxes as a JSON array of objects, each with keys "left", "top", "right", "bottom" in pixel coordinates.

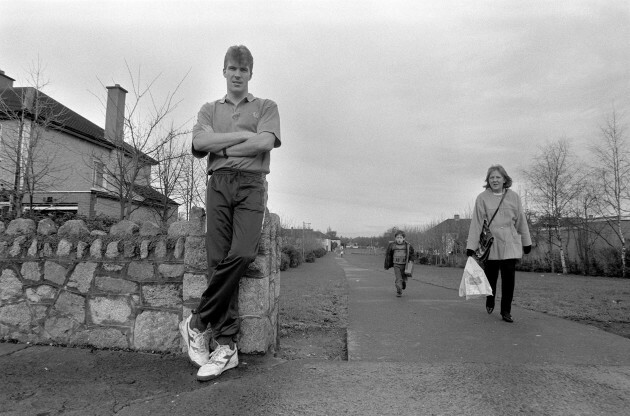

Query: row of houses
[{"left": 0, "top": 70, "right": 179, "bottom": 223}]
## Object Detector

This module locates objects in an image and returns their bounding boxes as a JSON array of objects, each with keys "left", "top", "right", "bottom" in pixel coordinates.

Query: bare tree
[
  {"left": 178, "top": 153, "right": 207, "bottom": 221},
  {"left": 522, "top": 138, "right": 583, "bottom": 274},
  {"left": 149, "top": 127, "right": 188, "bottom": 226},
  {"left": 91, "top": 63, "right": 190, "bottom": 220},
  {"left": 568, "top": 176, "right": 600, "bottom": 275},
  {"left": 590, "top": 109, "right": 630, "bottom": 277},
  {"left": 0, "top": 60, "right": 70, "bottom": 216}
]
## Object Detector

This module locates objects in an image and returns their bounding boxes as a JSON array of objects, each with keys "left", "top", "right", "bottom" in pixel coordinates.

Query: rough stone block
[
  {"left": 89, "top": 297, "right": 132, "bottom": 325},
  {"left": 134, "top": 310, "right": 179, "bottom": 351},
  {"left": 140, "top": 240, "right": 150, "bottom": 259},
  {"left": 0, "top": 241, "right": 7, "bottom": 257},
  {"left": 77, "top": 241, "right": 88, "bottom": 259},
  {"left": 158, "top": 264, "right": 185, "bottom": 279},
  {"left": 0, "top": 302, "right": 31, "bottom": 329},
  {"left": 154, "top": 240, "right": 167, "bottom": 259},
  {"left": 110, "top": 220, "right": 139, "bottom": 236},
  {"left": 167, "top": 220, "right": 203, "bottom": 238},
  {"left": 53, "top": 291, "right": 85, "bottom": 323},
  {"left": 68, "top": 262, "right": 97, "bottom": 293},
  {"left": 6, "top": 218, "right": 36, "bottom": 236},
  {"left": 42, "top": 243, "right": 53, "bottom": 257},
  {"left": 9, "top": 235, "right": 27, "bottom": 257},
  {"left": 238, "top": 316, "right": 272, "bottom": 354},
  {"left": 0, "top": 221, "right": 5, "bottom": 235},
  {"left": 123, "top": 241, "right": 136, "bottom": 258},
  {"left": 37, "top": 218, "right": 57, "bottom": 236},
  {"left": 106, "top": 241, "right": 120, "bottom": 258},
  {"left": 0, "top": 269, "right": 23, "bottom": 301},
  {"left": 56, "top": 239, "right": 73, "bottom": 257},
  {"left": 58, "top": 220, "right": 89, "bottom": 237},
  {"left": 103, "top": 263, "right": 124, "bottom": 272},
  {"left": 142, "top": 284, "right": 181, "bottom": 308},
  {"left": 90, "top": 239, "right": 103, "bottom": 259},
  {"left": 127, "top": 262, "right": 155, "bottom": 281},
  {"left": 139, "top": 221, "right": 161, "bottom": 236},
  {"left": 239, "top": 276, "right": 270, "bottom": 316},
  {"left": 183, "top": 273, "right": 207, "bottom": 301},
  {"left": 26, "top": 285, "right": 57, "bottom": 302},
  {"left": 44, "top": 315, "right": 80, "bottom": 342},
  {"left": 44, "top": 261, "right": 68, "bottom": 285},
  {"left": 21, "top": 262, "right": 41, "bottom": 281},
  {"left": 27, "top": 239, "right": 38, "bottom": 257},
  {"left": 95, "top": 276, "right": 138, "bottom": 294},
  {"left": 91, "top": 230, "right": 107, "bottom": 236},
  {"left": 246, "top": 255, "right": 270, "bottom": 279},
  {"left": 184, "top": 236, "right": 207, "bottom": 269},
  {"left": 72, "top": 327, "right": 129, "bottom": 349},
  {"left": 174, "top": 237, "right": 184, "bottom": 259}
]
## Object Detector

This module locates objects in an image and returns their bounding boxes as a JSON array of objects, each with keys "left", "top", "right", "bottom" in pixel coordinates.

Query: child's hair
[{"left": 394, "top": 230, "right": 405, "bottom": 238}]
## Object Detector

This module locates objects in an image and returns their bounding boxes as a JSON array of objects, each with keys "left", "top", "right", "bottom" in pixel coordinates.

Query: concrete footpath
[{"left": 2, "top": 255, "right": 630, "bottom": 415}]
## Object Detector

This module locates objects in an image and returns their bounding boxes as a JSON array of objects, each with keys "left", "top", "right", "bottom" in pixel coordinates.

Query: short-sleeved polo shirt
[{"left": 191, "top": 93, "right": 281, "bottom": 174}]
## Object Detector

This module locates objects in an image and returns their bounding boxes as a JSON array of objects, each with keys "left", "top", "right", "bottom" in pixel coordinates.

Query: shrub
[
  {"left": 313, "top": 247, "right": 327, "bottom": 258},
  {"left": 305, "top": 251, "right": 316, "bottom": 263},
  {"left": 280, "top": 252, "right": 290, "bottom": 271},
  {"left": 282, "top": 244, "right": 302, "bottom": 268}
]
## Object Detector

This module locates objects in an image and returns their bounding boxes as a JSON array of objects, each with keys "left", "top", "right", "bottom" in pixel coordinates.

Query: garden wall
[{"left": 0, "top": 208, "right": 281, "bottom": 354}]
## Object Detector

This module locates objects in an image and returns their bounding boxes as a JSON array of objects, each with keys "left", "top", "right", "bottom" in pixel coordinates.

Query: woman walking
[{"left": 466, "top": 164, "right": 532, "bottom": 323}]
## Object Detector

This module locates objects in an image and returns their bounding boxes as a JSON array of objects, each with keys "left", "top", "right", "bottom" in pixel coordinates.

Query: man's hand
[{"left": 466, "top": 249, "right": 475, "bottom": 257}]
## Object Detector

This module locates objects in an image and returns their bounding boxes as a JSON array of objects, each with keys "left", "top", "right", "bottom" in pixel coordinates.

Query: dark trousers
[
  {"left": 194, "top": 169, "right": 266, "bottom": 340},
  {"left": 484, "top": 259, "right": 517, "bottom": 315},
  {"left": 393, "top": 264, "right": 406, "bottom": 293}
]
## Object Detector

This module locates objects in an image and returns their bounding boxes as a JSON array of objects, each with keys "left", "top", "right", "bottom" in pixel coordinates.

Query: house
[
  {"left": 0, "top": 70, "right": 179, "bottom": 224},
  {"left": 420, "top": 214, "right": 471, "bottom": 255}
]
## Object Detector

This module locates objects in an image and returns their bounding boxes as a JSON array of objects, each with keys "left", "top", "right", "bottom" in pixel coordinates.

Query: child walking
[{"left": 384, "top": 230, "right": 415, "bottom": 297}]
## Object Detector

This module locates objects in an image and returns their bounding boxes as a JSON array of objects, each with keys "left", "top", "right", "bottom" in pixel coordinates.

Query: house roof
[
  {"left": 0, "top": 87, "right": 157, "bottom": 164},
  {"left": 133, "top": 183, "right": 179, "bottom": 206}
]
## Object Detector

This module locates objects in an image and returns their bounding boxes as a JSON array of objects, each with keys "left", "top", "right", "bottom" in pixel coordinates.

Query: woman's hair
[
  {"left": 224, "top": 45, "right": 254, "bottom": 73},
  {"left": 394, "top": 230, "right": 405, "bottom": 238},
  {"left": 484, "top": 164, "right": 513, "bottom": 189}
]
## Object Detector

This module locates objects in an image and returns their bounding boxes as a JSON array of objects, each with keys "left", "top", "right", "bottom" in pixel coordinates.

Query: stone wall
[{"left": 0, "top": 209, "right": 281, "bottom": 354}]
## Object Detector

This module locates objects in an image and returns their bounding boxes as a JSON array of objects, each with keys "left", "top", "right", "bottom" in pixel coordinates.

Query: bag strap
[{"left": 487, "top": 190, "right": 507, "bottom": 226}]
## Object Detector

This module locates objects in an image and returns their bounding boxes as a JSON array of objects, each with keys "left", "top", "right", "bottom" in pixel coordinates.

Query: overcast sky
[{"left": 2, "top": 0, "right": 629, "bottom": 237}]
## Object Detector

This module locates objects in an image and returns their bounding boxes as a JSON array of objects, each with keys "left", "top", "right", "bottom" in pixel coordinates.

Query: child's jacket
[{"left": 384, "top": 241, "right": 415, "bottom": 270}]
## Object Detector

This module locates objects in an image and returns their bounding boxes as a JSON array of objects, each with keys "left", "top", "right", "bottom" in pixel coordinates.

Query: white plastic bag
[{"left": 459, "top": 257, "right": 493, "bottom": 299}]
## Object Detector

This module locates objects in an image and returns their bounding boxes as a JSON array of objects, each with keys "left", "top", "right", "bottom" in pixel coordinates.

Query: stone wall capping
[
  {"left": 58, "top": 220, "right": 89, "bottom": 237},
  {"left": 37, "top": 218, "right": 58, "bottom": 236},
  {"left": 110, "top": 220, "right": 140, "bottom": 236},
  {"left": 6, "top": 218, "right": 36, "bottom": 236}
]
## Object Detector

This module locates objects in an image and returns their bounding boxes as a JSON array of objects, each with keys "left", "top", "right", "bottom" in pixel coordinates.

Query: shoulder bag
[{"left": 475, "top": 191, "right": 507, "bottom": 263}]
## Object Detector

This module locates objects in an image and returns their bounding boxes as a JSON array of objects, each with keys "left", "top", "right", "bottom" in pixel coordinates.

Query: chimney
[
  {"left": 454, "top": 214, "right": 460, "bottom": 220},
  {"left": 0, "top": 70, "right": 15, "bottom": 89},
  {"left": 105, "top": 84, "right": 127, "bottom": 143}
]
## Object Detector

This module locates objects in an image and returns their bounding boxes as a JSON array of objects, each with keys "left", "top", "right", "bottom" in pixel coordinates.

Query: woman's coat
[{"left": 466, "top": 189, "right": 532, "bottom": 260}]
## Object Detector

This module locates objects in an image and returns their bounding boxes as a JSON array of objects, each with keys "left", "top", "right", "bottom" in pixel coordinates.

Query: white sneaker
[
  {"left": 179, "top": 314, "right": 209, "bottom": 368},
  {"left": 197, "top": 343, "right": 238, "bottom": 381}
]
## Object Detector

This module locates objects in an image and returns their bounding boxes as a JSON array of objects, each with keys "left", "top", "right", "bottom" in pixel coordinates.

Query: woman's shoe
[
  {"left": 486, "top": 306, "right": 494, "bottom": 314},
  {"left": 501, "top": 314, "right": 513, "bottom": 323}
]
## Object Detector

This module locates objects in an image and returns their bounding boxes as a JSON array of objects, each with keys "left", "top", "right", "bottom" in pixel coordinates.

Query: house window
[{"left": 93, "top": 160, "right": 105, "bottom": 188}]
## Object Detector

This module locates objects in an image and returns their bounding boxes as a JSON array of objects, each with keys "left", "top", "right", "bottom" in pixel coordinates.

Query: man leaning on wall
[{"left": 180, "top": 45, "right": 281, "bottom": 381}]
